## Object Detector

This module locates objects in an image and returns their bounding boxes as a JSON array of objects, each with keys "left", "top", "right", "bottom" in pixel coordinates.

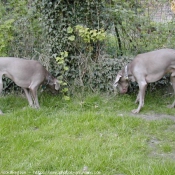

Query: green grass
[{"left": 0, "top": 91, "right": 175, "bottom": 174}]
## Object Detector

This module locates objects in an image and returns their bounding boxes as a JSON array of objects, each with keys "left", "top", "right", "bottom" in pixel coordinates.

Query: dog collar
[
  {"left": 46, "top": 75, "right": 51, "bottom": 85},
  {"left": 42, "top": 84, "right": 47, "bottom": 90},
  {"left": 42, "top": 77, "right": 51, "bottom": 90},
  {"left": 124, "top": 65, "right": 129, "bottom": 80}
]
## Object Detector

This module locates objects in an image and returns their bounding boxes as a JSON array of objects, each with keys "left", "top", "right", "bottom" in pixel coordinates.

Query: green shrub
[
  {"left": 66, "top": 54, "right": 171, "bottom": 93},
  {"left": 0, "top": 18, "right": 15, "bottom": 56},
  {"left": 66, "top": 55, "right": 132, "bottom": 92}
]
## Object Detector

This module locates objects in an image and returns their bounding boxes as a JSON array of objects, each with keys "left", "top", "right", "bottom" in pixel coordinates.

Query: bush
[
  {"left": 66, "top": 54, "right": 171, "bottom": 94},
  {"left": 66, "top": 54, "right": 132, "bottom": 92}
]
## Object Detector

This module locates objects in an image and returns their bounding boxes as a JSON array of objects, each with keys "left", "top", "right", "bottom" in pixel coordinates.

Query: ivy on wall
[
  {"left": 35, "top": 0, "right": 110, "bottom": 91},
  {"left": 35, "top": 0, "right": 106, "bottom": 57}
]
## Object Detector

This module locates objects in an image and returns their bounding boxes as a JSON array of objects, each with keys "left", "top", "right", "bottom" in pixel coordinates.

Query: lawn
[{"left": 0, "top": 91, "right": 175, "bottom": 175}]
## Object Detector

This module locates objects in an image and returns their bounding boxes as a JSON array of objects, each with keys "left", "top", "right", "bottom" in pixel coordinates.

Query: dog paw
[
  {"left": 0, "top": 110, "right": 3, "bottom": 115},
  {"left": 167, "top": 105, "right": 174, "bottom": 109},
  {"left": 131, "top": 109, "right": 140, "bottom": 114}
]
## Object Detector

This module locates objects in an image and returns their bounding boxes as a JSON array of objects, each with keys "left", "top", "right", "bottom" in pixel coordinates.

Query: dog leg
[
  {"left": 23, "top": 88, "right": 34, "bottom": 107},
  {"left": 132, "top": 80, "right": 147, "bottom": 114},
  {"left": 169, "top": 75, "right": 175, "bottom": 108},
  {"left": 0, "top": 74, "right": 3, "bottom": 114},
  {"left": 135, "top": 92, "right": 140, "bottom": 104},
  {"left": 29, "top": 87, "right": 40, "bottom": 109}
]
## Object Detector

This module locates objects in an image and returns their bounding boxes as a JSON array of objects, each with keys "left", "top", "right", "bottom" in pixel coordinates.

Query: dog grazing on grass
[
  {"left": 0, "top": 57, "right": 59, "bottom": 114},
  {"left": 113, "top": 49, "right": 175, "bottom": 113}
]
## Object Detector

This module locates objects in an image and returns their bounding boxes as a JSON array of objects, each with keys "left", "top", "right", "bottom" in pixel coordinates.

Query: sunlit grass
[{"left": 0, "top": 91, "right": 175, "bottom": 174}]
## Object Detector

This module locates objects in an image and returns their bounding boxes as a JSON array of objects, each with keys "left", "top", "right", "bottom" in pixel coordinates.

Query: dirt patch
[
  {"left": 132, "top": 112, "right": 175, "bottom": 160},
  {"left": 118, "top": 111, "right": 175, "bottom": 160},
  {"left": 136, "top": 113, "right": 175, "bottom": 160},
  {"left": 148, "top": 137, "right": 175, "bottom": 160},
  {"left": 132, "top": 113, "right": 175, "bottom": 121}
]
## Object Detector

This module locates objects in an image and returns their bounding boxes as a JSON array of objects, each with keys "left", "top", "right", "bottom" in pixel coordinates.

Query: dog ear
[
  {"left": 113, "top": 73, "right": 122, "bottom": 87},
  {"left": 54, "top": 79, "right": 60, "bottom": 90}
]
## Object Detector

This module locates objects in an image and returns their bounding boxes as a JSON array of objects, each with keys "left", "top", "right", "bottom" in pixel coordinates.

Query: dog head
[
  {"left": 45, "top": 74, "right": 60, "bottom": 94},
  {"left": 113, "top": 69, "right": 129, "bottom": 94},
  {"left": 49, "top": 78, "right": 60, "bottom": 93}
]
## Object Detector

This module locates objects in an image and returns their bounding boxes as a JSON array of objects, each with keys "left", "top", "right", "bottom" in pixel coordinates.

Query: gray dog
[
  {"left": 113, "top": 49, "right": 175, "bottom": 113},
  {"left": 0, "top": 57, "right": 60, "bottom": 114}
]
